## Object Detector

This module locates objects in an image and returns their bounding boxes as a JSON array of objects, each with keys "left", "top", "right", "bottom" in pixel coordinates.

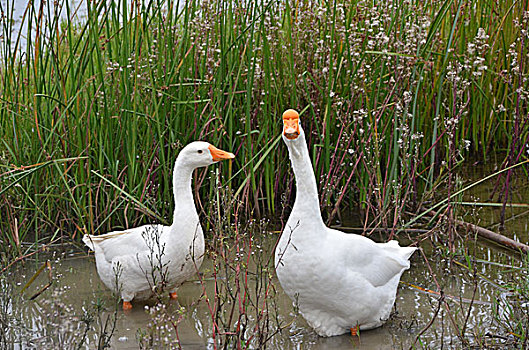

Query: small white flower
[
  {"left": 476, "top": 28, "right": 489, "bottom": 40},
  {"left": 403, "top": 91, "right": 412, "bottom": 105}
]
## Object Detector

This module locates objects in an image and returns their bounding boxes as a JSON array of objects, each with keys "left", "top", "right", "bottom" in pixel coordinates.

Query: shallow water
[{"left": 4, "top": 231, "right": 527, "bottom": 349}]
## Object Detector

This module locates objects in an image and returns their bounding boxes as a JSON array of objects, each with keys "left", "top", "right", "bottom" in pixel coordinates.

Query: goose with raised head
[
  {"left": 83, "top": 141, "right": 235, "bottom": 310},
  {"left": 275, "top": 109, "right": 416, "bottom": 337}
]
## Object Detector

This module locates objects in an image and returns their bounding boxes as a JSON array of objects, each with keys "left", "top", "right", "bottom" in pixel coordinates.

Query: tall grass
[{"left": 0, "top": 0, "right": 527, "bottom": 248}]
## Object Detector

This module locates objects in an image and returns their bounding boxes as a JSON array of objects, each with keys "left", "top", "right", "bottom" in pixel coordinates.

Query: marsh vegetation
[{"left": 0, "top": 0, "right": 528, "bottom": 348}]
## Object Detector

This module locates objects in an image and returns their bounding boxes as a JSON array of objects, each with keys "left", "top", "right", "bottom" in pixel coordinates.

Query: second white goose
[{"left": 275, "top": 109, "right": 416, "bottom": 337}]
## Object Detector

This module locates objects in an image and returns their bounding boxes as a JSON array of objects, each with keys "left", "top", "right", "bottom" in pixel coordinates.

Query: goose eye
[{"left": 197, "top": 150, "right": 203, "bottom": 154}]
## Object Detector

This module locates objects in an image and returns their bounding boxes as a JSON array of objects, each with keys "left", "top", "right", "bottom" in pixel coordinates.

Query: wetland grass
[{"left": 0, "top": 0, "right": 527, "bottom": 247}]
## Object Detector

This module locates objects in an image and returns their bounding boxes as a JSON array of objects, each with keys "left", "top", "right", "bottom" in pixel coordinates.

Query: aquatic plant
[
  {"left": 0, "top": 0, "right": 527, "bottom": 249},
  {"left": 200, "top": 186, "right": 284, "bottom": 348}
]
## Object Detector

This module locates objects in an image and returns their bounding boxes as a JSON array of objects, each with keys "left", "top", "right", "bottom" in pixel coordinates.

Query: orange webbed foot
[
  {"left": 122, "top": 301, "right": 133, "bottom": 311},
  {"left": 169, "top": 292, "right": 178, "bottom": 300},
  {"left": 350, "top": 326, "right": 359, "bottom": 337}
]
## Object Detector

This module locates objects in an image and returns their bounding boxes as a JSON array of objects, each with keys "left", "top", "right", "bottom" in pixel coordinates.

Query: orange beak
[
  {"left": 283, "top": 109, "right": 300, "bottom": 140},
  {"left": 208, "top": 145, "right": 235, "bottom": 162}
]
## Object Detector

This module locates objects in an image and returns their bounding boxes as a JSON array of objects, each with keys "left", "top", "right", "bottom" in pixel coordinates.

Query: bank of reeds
[{"left": 0, "top": 0, "right": 528, "bottom": 250}]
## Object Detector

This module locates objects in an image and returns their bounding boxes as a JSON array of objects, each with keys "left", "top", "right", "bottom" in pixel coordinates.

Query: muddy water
[{"left": 5, "top": 231, "right": 527, "bottom": 349}]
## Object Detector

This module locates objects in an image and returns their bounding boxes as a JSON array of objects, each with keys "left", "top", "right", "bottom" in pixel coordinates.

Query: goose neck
[
  {"left": 171, "top": 159, "right": 198, "bottom": 226},
  {"left": 286, "top": 135, "right": 323, "bottom": 224}
]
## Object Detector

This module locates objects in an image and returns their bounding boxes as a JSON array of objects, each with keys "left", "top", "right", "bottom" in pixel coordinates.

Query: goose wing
[
  {"left": 83, "top": 224, "right": 167, "bottom": 262},
  {"left": 328, "top": 229, "right": 416, "bottom": 288}
]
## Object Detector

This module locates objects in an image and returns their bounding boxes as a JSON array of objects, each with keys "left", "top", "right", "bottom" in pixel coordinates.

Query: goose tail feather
[{"left": 83, "top": 234, "right": 97, "bottom": 252}]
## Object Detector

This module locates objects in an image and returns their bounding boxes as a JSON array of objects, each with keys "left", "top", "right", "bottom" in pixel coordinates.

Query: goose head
[
  {"left": 282, "top": 109, "right": 303, "bottom": 141},
  {"left": 178, "top": 141, "right": 235, "bottom": 168}
]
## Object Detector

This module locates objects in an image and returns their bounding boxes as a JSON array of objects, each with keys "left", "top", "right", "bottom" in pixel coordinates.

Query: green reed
[{"left": 0, "top": 0, "right": 527, "bottom": 248}]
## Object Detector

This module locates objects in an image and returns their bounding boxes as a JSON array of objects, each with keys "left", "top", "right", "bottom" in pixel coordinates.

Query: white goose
[
  {"left": 275, "top": 109, "right": 416, "bottom": 337},
  {"left": 83, "top": 141, "right": 234, "bottom": 310}
]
